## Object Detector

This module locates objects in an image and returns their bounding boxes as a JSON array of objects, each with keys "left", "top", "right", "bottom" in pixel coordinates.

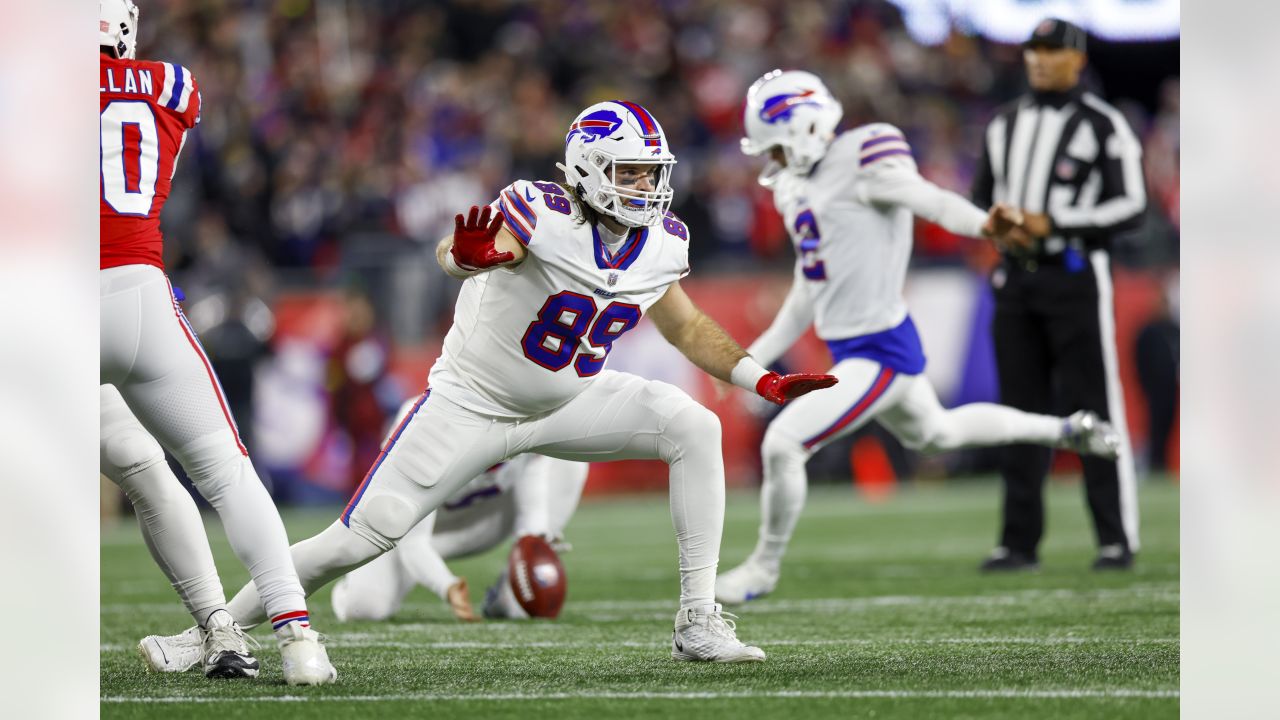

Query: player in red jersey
[{"left": 98, "top": 0, "right": 335, "bottom": 685}]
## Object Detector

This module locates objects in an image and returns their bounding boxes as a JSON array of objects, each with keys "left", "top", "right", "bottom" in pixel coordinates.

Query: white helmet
[
  {"left": 100, "top": 0, "right": 140, "bottom": 59},
  {"left": 741, "top": 70, "right": 843, "bottom": 185},
  {"left": 556, "top": 101, "right": 676, "bottom": 228}
]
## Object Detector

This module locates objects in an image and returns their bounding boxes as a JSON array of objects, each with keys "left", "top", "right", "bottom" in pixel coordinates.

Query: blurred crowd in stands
[
  {"left": 132, "top": 0, "right": 1179, "bottom": 494},
  {"left": 149, "top": 0, "right": 1179, "bottom": 276}
]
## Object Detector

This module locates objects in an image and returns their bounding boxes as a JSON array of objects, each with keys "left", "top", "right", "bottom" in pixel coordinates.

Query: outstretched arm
[
  {"left": 859, "top": 159, "right": 1030, "bottom": 250},
  {"left": 649, "top": 282, "right": 837, "bottom": 405},
  {"left": 436, "top": 205, "right": 527, "bottom": 279},
  {"left": 746, "top": 263, "right": 815, "bottom": 369}
]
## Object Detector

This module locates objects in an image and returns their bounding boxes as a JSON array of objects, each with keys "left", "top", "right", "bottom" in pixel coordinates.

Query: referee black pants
[{"left": 991, "top": 251, "right": 1137, "bottom": 558}]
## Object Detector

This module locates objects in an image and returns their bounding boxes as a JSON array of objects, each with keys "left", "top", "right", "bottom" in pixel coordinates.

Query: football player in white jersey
[
  {"left": 330, "top": 399, "right": 588, "bottom": 623},
  {"left": 147, "top": 101, "right": 838, "bottom": 663},
  {"left": 715, "top": 71, "right": 1123, "bottom": 604}
]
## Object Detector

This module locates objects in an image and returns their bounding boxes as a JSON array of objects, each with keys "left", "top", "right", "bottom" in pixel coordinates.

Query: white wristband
[
  {"left": 444, "top": 253, "right": 476, "bottom": 276},
  {"left": 730, "top": 356, "right": 770, "bottom": 393}
]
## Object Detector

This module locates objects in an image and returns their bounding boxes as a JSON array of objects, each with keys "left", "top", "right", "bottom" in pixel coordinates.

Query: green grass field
[{"left": 101, "top": 476, "right": 1179, "bottom": 719}]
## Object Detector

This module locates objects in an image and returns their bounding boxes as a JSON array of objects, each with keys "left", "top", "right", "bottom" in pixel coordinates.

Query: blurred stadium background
[{"left": 109, "top": 0, "right": 1179, "bottom": 510}]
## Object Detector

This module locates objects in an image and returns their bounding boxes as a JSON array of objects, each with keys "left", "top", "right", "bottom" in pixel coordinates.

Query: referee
[{"left": 971, "top": 18, "right": 1146, "bottom": 571}]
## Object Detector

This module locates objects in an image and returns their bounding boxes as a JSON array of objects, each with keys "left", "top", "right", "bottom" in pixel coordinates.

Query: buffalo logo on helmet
[
  {"left": 566, "top": 110, "right": 623, "bottom": 145},
  {"left": 759, "top": 90, "right": 822, "bottom": 124}
]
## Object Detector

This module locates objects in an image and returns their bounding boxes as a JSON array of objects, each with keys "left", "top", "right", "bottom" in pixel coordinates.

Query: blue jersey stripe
[{"left": 165, "top": 65, "right": 185, "bottom": 110}]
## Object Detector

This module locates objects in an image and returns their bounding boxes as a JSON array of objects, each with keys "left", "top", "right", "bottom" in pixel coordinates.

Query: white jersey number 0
[{"left": 100, "top": 100, "right": 160, "bottom": 216}]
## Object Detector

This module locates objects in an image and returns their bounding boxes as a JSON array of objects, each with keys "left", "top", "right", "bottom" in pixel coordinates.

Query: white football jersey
[
  {"left": 770, "top": 123, "right": 919, "bottom": 339},
  {"left": 428, "top": 180, "right": 691, "bottom": 417}
]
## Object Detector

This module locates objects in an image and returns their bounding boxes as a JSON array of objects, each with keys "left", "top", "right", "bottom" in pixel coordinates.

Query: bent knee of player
[
  {"left": 347, "top": 492, "right": 420, "bottom": 552},
  {"left": 101, "top": 424, "right": 166, "bottom": 483},
  {"left": 168, "top": 432, "right": 249, "bottom": 491},
  {"left": 660, "top": 403, "right": 721, "bottom": 456},
  {"left": 894, "top": 418, "right": 954, "bottom": 455}
]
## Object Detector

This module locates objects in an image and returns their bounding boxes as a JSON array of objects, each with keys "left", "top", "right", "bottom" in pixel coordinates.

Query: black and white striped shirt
[{"left": 972, "top": 86, "right": 1146, "bottom": 257}]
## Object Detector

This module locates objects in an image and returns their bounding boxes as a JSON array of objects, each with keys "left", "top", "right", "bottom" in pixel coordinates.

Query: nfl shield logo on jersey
[{"left": 607, "top": 272, "right": 619, "bottom": 287}]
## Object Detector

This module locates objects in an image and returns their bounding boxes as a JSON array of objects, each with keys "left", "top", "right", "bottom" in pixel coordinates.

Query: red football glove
[
  {"left": 756, "top": 372, "right": 839, "bottom": 405},
  {"left": 451, "top": 205, "right": 514, "bottom": 271}
]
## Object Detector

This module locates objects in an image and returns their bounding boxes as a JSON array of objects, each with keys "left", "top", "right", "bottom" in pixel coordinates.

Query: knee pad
[
  {"left": 348, "top": 492, "right": 420, "bottom": 549},
  {"left": 100, "top": 423, "right": 166, "bottom": 483}
]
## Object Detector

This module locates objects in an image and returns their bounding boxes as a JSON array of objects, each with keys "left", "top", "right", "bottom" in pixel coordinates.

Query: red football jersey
[{"left": 99, "top": 54, "right": 201, "bottom": 270}]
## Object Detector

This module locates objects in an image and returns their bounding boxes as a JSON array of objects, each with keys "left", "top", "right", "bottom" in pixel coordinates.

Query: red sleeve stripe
[
  {"left": 157, "top": 62, "right": 177, "bottom": 107},
  {"left": 507, "top": 187, "right": 539, "bottom": 227},
  {"left": 499, "top": 195, "right": 534, "bottom": 245}
]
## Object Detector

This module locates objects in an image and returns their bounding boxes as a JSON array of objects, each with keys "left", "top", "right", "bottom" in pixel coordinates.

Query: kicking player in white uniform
[
  {"left": 330, "top": 400, "right": 589, "bottom": 623},
  {"left": 716, "top": 71, "right": 1121, "bottom": 604},
  {"left": 148, "top": 101, "right": 838, "bottom": 663},
  {"left": 98, "top": 0, "right": 334, "bottom": 683}
]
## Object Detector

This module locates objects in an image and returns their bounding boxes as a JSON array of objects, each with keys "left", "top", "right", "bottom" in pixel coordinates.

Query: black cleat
[
  {"left": 204, "top": 649, "right": 261, "bottom": 679},
  {"left": 200, "top": 610, "right": 260, "bottom": 679},
  {"left": 1091, "top": 544, "right": 1134, "bottom": 571},
  {"left": 979, "top": 548, "right": 1040, "bottom": 573}
]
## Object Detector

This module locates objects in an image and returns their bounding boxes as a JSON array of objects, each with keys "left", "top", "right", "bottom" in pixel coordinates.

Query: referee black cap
[{"left": 1024, "top": 18, "right": 1087, "bottom": 53}]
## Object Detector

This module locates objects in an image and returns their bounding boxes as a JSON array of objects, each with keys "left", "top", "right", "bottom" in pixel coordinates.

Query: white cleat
[
  {"left": 715, "top": 559, "right": 780, "bottom": 605},
  {"left": 138, "top": 626, "right": 202, "bottom": 673},
  {"left": 201, "top": 610, "right": 260, "bottom": 679},
  {"left": 1061, "top": 411, "right": 1121, "bottom": 459},
  {"left": 672, "top": 603, "right": 766, "bottom": 662},
  {"left": 276, "top": 622, "right": 337, "bottom": 686}
]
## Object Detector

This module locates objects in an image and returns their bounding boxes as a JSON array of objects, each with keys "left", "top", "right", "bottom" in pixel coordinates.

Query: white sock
[
  {"left": 228, "top": 520, "right": 384, "bottom": 628},
  {"left": 659, "top": 406, "right": 726, "bottom": 609},
  {"left": 752, "top": 430, "right": 810, "bottom": 569}
]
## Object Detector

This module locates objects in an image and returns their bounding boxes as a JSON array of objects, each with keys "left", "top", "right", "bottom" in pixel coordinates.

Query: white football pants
[
  {"left": 228, "top": 370, "right": 724, "bottom": 625},
  {"left": 330, "top": 454, "right": 588, "bottom": 621},
  {"left": 101, "top": 384, "right": 227, "bottom": 626},
  {"left": 749, "top": 357, "right": 1065, "bottom": 567},
  {"left": 100, "top": 264, "right": 307, "bottom": 625}
]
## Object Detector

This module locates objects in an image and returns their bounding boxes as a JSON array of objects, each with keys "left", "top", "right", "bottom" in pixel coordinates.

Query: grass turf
[{"left": 101, "top": 476, "right": 1179, "bottom": 719}]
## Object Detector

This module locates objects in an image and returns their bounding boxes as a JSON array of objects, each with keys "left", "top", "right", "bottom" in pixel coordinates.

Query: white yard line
[
  {"left": 100, "top": 584, "right": 1179, "bottom": 616},
  {"left": 101, "top": 689, "right": 1179, "bottom": 703},
  {"left": 100, "top": 636, "right": 1179, "bottom": 653}
]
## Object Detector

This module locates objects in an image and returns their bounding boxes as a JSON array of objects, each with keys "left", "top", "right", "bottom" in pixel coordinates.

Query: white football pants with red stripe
[
  {"left": 100, "top": 264, "right": 307, "bottom": 623},
  {"left": 101, "top": 383, "right": 228, "bottom": 626},
  {"left": 331, "top": 455, "right": 588, "bottom": 621},
  {"left": 748, "top": 357, "right": 1065, "bottom": 567},
  {"left": 226, "top": 370, "right": 726, "bottom": 626}
]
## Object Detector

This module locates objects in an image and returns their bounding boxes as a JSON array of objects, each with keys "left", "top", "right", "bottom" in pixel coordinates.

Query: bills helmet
[
  {"left": 741, "top": 70, "right": 843, "bottom": 185},
  {"left": 100, "top": 0, "right": 140, "bottom": 59},
  {"left": 557, "top": 101, "right": 676, "bottom": 228}
]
